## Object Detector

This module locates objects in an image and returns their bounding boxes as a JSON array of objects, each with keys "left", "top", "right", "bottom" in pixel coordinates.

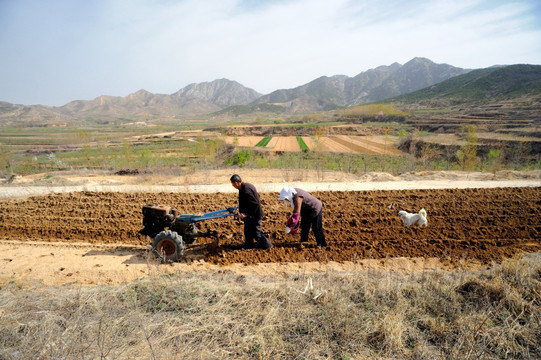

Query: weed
[{"left": 1, "top": 254, "right": 539, "bottom": 359}]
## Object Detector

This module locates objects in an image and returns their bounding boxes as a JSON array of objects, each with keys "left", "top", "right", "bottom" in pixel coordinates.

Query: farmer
[
  {"left": 278, "top": 186, "right": 327, "bottom": 247},
  {"left": 230, "top": 174, "right": 273, "bottom": 249}
]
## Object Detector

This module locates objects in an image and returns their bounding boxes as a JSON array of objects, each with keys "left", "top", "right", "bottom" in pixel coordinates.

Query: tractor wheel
[{"left": 152, "top": 230, "right": 185, "bottom": 261}]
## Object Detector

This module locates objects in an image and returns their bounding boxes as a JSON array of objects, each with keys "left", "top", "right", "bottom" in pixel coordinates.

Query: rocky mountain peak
[{"left": 172, "top": 78, "right": 261, "bottom": 107}]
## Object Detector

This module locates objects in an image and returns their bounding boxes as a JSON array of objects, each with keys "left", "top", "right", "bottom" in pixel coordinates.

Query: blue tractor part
[{"left": 176, "top": 207, "right": 239, "bottom": 224}]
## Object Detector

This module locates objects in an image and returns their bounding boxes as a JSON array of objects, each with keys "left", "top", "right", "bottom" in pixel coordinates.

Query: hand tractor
[{"left": 140, "top": 204, "right": 238, "bottom": 261}]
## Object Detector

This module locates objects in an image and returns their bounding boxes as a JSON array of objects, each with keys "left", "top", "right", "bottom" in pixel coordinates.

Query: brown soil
[
  {"left": 272, "top": 136, "right": 301, "bottom": 151},
  {"left": 1, "top": 187, "right": 539, "bottom": 270},
  {"left": 224, "top": 136, "right": 262, "bottom": 147}
]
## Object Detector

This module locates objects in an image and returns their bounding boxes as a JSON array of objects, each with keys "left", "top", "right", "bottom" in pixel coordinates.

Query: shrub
[{"left": 225, "top": 149, "right": 254, "bottom": 167}]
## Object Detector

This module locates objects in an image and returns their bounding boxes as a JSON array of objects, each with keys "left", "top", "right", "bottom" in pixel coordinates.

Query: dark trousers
[
  {"left": 243, "top": 218, "right": 273, "bottom": 249},
  {"left": 300, "top": 210, "right": 327, "bottom": 247}
]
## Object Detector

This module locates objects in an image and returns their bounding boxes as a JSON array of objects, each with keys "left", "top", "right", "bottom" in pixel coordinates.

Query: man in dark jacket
[{"left": 230, "top": 174, "right": 273, "bottom": 249}]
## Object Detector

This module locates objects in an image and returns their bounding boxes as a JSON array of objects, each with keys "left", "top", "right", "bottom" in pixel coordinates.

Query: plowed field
[{"left": 1, "top": 187, "right": 539, "bottom": 268}]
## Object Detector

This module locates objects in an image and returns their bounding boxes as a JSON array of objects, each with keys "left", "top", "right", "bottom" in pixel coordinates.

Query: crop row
[
  {"left": 296, "top": 136, "right": 308, "bottom": 150},
  {"left": 255, "top": 136, "right": 272, "bottom": 147}
]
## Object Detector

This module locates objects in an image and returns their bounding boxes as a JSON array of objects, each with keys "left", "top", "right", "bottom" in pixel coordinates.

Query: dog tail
[{"left": 419, "top": 208, "right": 427, "bottom": 217}]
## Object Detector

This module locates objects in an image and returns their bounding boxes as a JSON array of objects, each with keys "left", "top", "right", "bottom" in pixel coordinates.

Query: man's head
[{"left": 230, "top": 174, "right": 242, "bottom": 189}]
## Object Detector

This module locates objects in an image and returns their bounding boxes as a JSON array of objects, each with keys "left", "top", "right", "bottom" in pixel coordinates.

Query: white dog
[{"left": 398, "top": 209, "right": 427, "bottom": 227}]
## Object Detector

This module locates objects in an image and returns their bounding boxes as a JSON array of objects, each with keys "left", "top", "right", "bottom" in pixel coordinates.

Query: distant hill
[
  {"left": 57, "top": 79, "right": 261, "bottom": 120},
  {"left": 388, "top": 64, "right": 541, "bottom": 104}
]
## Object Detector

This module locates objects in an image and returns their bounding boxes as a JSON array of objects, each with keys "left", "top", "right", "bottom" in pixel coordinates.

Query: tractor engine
[{"left": 140, "top": 204, "right": 178, "bottom": 238}]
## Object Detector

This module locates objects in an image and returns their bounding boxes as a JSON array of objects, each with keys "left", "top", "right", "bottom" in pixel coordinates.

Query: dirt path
[
  {"left": 0, "top": 240, "right": 451, "bottom": 286},
  {"left": 1, "top": 171, "right": 539, "bottom": 286}
]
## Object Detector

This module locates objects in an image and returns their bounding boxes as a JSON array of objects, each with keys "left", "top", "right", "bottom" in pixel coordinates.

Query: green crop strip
[
  {"left": 255, "top": 136, "right": 272, "bottom": 147},
  {"left": 296, "top": 136, "right": 308, "bottom": 150}
]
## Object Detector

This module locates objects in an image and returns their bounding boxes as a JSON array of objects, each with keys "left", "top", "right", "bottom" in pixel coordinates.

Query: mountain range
[{"left": 1, "top": 57, "right": 539, "bottom": 125}]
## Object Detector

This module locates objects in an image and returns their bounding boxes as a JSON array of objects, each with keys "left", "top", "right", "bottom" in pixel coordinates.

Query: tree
[
  {"left": 383, "top": 127, "right": 391, "bottom": 155},
  {"left": 120, "top": 141, "right": 133, "bottom": 169},
  {"left": 420, "top": 143, "right": 439, "bottom": 170},
  {"left": 456, "top": 124, "right": 478, "bottom": 171},
  {"left": 0, "top": 146, "right": 13, "bottom": 176},
  {"left": 508, "top": 137, "right": 531, "bottom": 170}
]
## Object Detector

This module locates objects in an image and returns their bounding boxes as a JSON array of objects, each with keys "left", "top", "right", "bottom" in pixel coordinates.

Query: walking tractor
[{"left": 140, "top": 204, "right": 238, "bottom": 261}]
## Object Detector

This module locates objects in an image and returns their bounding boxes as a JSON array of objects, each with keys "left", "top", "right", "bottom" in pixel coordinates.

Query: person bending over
[{"left": 278, "top": 186, "right": 327, "bottom": 247}]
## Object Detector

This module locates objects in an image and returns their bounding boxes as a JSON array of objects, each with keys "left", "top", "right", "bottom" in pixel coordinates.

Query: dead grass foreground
[{"left": 1, "top": 253, "right": 540, "bottom": 360}]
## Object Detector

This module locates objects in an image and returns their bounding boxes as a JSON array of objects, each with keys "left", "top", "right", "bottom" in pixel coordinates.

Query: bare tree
[
  {"left": 420, "top": 143, "right": 440, "bottom": 170},
  {"left": 508, "top": 137, "right": 531, "bottom": 170}
]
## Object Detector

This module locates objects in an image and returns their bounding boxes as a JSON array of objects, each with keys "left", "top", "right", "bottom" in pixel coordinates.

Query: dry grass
[{"left": 1, "top": 253, "right": 540, "bottom": 359}]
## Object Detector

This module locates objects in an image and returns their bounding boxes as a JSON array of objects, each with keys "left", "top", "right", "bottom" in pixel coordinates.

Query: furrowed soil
[{"left": 1, "top": 184, "right": 539, "bottom": 285}]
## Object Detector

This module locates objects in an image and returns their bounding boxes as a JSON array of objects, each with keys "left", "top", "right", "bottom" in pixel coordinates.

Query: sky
[{"left": 1, "top": 0, "right": 540, "bottom": 106}]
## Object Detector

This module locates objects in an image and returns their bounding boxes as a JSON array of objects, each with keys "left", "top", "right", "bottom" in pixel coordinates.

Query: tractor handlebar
[{"left": 176, "top": 207, "right": 239, "bottom": 224}]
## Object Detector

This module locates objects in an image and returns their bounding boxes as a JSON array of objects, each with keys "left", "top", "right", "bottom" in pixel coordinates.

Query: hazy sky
[{"left": 1, "top": 0, "right": 540, "bottom": 106}]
